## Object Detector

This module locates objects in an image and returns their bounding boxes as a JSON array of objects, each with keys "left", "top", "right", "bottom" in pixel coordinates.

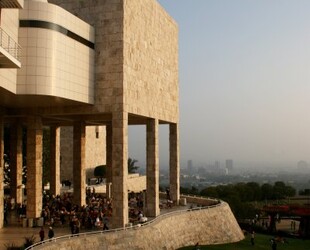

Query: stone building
[{"left": 0, "top": 0, "right": 179, "bottom": 229}]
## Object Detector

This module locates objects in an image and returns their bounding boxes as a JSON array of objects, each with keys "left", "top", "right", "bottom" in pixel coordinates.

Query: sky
[{"left": 129, "top": 0, "right": 310, "bottom": 169}]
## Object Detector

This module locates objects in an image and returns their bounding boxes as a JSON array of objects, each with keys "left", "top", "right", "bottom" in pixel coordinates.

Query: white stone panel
[{"left": 17, "top": 0, "right": 95, "bottom": 103}]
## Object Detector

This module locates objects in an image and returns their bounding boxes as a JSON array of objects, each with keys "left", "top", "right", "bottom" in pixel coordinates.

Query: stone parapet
[{"left": 31, "top": 201, "right": 244, "bottom": 250}]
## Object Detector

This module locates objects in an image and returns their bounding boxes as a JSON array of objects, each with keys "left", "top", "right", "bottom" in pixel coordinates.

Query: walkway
[
  {"left": 0, "top": 212, "right": 76, "bottom": 250},
  {"left": 0, "top": 199, "right": 193, "bottom": 250}
]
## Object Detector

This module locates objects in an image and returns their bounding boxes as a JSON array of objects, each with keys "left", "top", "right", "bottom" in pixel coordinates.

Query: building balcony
[
  {"left": 0, "top": 27, "right": 21, "bottom": 68},
  {"left": 0, "top": 0, "right": 24, "bottom": 9}
]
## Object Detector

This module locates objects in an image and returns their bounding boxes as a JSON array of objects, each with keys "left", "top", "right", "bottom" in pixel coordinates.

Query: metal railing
[
  {"left": 25, "top": 197, "right": 222, "bottom": 250},
  {"left": 0, "top": 26, "right": 21, "bottom": 62}
]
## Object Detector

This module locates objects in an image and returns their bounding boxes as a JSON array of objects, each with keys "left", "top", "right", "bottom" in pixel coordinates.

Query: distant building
[
  {"left": 226, "top": 159, "right": 233, "bottom": 174},
  {"left": 187, "top": 160, "right": 193, "bottom": 173}
]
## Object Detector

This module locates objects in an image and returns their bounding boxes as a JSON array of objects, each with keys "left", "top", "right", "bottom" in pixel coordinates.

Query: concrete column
[
  {"left": 0, "top": 116, "right": 4, "bottom": 228},
  {"left": 50, "top": 126, "right": 60, "bottom": 196},
  {"left": 26, "top": 116, "right": 43, "bottom": 218},
  {"left": 106, "top": 124, "right": 112, "bottom": 198},
  {"left": 10, "top": 123, "right": 23, "bottom": 205},
  {"left": 169, "top": 123, "right": 180, "bottom": 205},
  {"left": 146, "top": 118, "right": 159, "bottom": 217},
  {"left": 73, "top": 121, "right": 86, "bottom": 206},
  {"left": 111, "top": 112, "right": 128, "bottom": 228}
]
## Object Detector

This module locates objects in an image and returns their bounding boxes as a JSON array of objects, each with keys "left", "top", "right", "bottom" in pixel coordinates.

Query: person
[
  {"left": 166, "top": 188, "right": 171, "bottom": 200},
  {"left": 70, "top": 217, "right": 75, "bottom": 234},
  {"left": 48, "top": 227, "right": 54, "bottom": 239},
  {"left": 75, "top": 217, "right": 80, "bottom": 234},
  {"left": 103, "top": 214, "right": 109, "bottom": 230},
  {"left": 251, "top": 231, "right": 255, "bottom": 246},
  {"left": 271, "top": 238, "right": 277, "bottom": 250},
  {"left": 39, "top": 227, "right": 45, "bottom": 241},
  {"left": 3, "top": 202, "right": 8, "bottom": 225},
  {"left": 193, "top": 242, "right": 200, "bottom": 250},
  {"left": 138, "top": 211, "right": 148, "bottom": 223}
]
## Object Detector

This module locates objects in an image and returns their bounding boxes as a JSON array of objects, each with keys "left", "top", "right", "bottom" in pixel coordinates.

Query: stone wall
[
  {"left": 127, "top": 174, "right": 146, "bottom": 193},
  {"left": 34, "top": 202, "right": 244, "bottom": 250},
  {"left": 123, "top": 0, "right": 179, "bottom": 122},
  {"left": 48, "top": 0, "right": 178, "bottom": 123}
]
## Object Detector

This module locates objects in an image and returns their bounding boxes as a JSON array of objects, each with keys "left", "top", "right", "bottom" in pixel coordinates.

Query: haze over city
[{"left": 129, "top": 0, "right": 310, "bottom": 170}]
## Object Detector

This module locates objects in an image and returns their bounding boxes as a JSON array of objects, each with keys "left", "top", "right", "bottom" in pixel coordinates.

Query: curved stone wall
[{"left": 34, "top": 202, "right": 244, "bottom": 250}]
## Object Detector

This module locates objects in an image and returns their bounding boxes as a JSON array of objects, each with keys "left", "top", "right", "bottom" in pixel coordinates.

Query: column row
[{"left": 0, "top": 114, "right": 180, "bottom": 229}]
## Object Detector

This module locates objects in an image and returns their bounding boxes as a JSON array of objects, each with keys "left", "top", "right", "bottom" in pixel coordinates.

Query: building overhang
[{"left": 0, "top": 0, "right": 24, "bottom": 9}]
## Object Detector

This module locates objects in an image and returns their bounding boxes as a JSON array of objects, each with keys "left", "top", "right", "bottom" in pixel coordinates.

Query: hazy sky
[{"left": 129, "top": 0, "right": 310, "bottom": 169}]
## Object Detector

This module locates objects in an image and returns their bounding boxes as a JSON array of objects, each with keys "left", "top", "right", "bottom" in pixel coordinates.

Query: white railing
[
  {"left": 25, "top": 197, "right": 222, "bottom": 250},
  {"left": 0, "top": 27, "right": 21, "bottom": 61}
]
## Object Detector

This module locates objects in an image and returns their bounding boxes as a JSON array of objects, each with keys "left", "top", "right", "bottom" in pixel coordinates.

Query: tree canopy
[
  {"left": 181, "top": 181, "right": 296, "bottom": 219},
  {"left": 94, "top": 165, "right": 106, "bottom": 178},
  {"left": 128, "top": 158, "right": 139, "bottom": 173}
]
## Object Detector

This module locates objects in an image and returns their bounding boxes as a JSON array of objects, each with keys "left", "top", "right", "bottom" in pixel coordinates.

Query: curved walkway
[
  {"left": 0, "top": 196, "right": 244, "bottom": 250},
  {"left": 0, "top": 197, "right": 196, "bottom": 250},
  {"left": 25, "top": 198, "right": 244, "bottom": 250}
]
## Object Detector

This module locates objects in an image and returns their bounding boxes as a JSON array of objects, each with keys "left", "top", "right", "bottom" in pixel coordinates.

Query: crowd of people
[
  {"left": 40, "top": 189, "right": 113, "bottom": 232},
  {"left": 3, "top": 187, "right": 151, "bottom": 234}
]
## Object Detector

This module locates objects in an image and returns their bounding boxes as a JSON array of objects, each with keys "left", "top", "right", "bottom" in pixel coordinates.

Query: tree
[
  {"left": 261, "top": 183, "right": 273, "bottom": 200},
  {"left": 200, "top": 186, "right": 219, "bottom": 198},
  {"left": 128, "top": 158, "right": 139, "bottom": 173},
  {"left": 272, "top": 181, "right": 287, "bottom": 199},
  {"left": 94, "top": 165, "right": 106, "bottom": 183},
  {"left": 245, "top": 182, "right": 261, "bottom": 201},
  {"left": 284, "top": 185, "right": 296, "bottom": 197}
]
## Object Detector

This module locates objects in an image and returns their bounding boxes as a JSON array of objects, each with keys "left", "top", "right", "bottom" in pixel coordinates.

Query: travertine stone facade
[
  {"left": 48, "top": 0, "right": 178, "bottom": 121},
  {"left": 59, "top": 126, "right": 73, "bottom": 181},
  {"left": 26, "top": 116, "right": 43, "bottom": 218},
  {"left": 73, "top": 122, "right": 86, "bottom": 206},
  {"left": 127, "top": 174, "right": 146, "bottom": 193},
  {"left": 146, "top": 118, "right": 159, "bottom": 217},
  {"left": 37, "top": 202, "right": 244, "bottom": 250},
  {"left": 9, "top": 123, "right": 23, "bottom": 205},
  {"left": 111, "top": 111, "right": 128, "bottom": 228},
  {"left": 1, "top": 0, "right": 179, "bottom": 230},
  {"left": 123, "top": 0, "right": 179, "bottom": 122},
  {"left": 42, "top": 0, "right": 178, "bottom": 228},
  {"left": 170, "top": 123, "right": 180, "bottom": 203},
  {"left": 50, "top": 126, "right": 60, "bottom": 196}
]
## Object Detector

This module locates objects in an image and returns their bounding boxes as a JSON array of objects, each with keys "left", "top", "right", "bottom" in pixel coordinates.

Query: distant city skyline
[{"left": 129, "top": 0, "right": 310, "bottom": 169}]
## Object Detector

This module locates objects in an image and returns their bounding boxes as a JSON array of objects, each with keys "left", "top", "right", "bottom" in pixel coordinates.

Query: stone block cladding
[
  {"left": 124, "top": 0, "right": 179, "bottom": 122},
  {"left": 48, "top": 0, "right": 178, "bottom": 123},
  {"left": 36, "top": 202, "right": 244, "bottom": 250}
]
